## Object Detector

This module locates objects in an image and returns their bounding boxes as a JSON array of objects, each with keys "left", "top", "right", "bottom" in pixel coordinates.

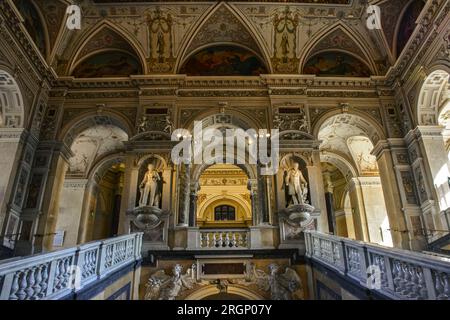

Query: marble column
[
  {"left": 323, "top": 171, "right": 336, "bottom": 234},
  {"left": 188, "top": 182, "right": 200, "bottom": 227},
  {"left": 177, "top": 163, "right": 190, "bottom": 227}
]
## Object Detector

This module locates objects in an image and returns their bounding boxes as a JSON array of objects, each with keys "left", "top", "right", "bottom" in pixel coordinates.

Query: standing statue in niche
[
  {"left": 139, "top": 164, "right": 162, "bottom": 207},
  {"left": 284, "top": 162, "right": 308, "bottom": 206}
]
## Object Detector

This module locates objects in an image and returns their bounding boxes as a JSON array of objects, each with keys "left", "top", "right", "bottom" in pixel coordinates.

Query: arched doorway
[
  {"left": 54, "top": 122, "right": 128, "bottom": 248},
  {"left": 196, "top": 164, "right": 252, "bottom": 228},
  {"left": 415, "top": 69, "right": 450, "bottom": 239},
  {"left": 317, "top": 113, "right": 393, "bottom": 246}
]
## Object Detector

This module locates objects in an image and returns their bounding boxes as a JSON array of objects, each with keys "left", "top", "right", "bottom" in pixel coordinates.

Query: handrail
[
  {"left": 305, "top": 231, "right": 450, "bottom": 300},
  {"left": 0, "top": 233, "right": 143, "bottom": 300}
]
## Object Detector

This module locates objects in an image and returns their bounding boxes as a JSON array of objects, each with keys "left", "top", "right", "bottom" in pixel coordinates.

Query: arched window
[{"left": 214, "top": 205, "right": 236, "bottom": 221}]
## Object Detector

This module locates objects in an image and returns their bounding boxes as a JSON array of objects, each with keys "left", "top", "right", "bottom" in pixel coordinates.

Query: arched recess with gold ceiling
[
  {"left": 299, "top": 22, "right": 378, "bottom": 76},
  {"left": 175, "top": 2, "right": 272, "bottom": 75},
  {"left": 66, "top": 21, "right": 147, "bottom": 77}
]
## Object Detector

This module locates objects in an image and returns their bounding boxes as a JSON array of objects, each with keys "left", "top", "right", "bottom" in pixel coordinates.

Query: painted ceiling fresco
[
  {"left": 396, "top": 0, "right": 426, "bottom": 57},
  {"left": 72, "top": 51, "right": 143, "bottom": 78},
  {"left": 69, "top": 125, "right": 128, "bottom": 174},
  {"left": 303, "top": 51, "right": 371, "bottom": 77},
  {"left": 179, "top": 45, "right": 268, "bottom": 76}
]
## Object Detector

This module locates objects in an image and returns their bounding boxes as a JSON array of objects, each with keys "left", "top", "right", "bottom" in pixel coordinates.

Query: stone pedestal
[
  {"left": 127, "top": 206, "right": 170, "bottom": 251},
  {"left": 277, "top": 204, "right": 319, "bottom": 251}
]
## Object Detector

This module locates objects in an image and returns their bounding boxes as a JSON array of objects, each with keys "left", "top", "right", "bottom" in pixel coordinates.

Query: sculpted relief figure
[
  {"left": 145, "top": 264, "right": 195, "bottom": 300},
  {"left": 284, "top": 162, "right": 308, "bottom": 206},
  {"left": 252, "top": 263, "right": 303, "bottom": 300},
  {"left": 139, "top": 164, "right": 162, "bottom": 207}
]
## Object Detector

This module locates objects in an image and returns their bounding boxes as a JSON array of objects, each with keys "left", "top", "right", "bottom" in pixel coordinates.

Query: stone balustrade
[
  {"left": 199, "top": 229, "right": 250, "bottom": 249},
  {"left": 305, "top": 231, "right": 450, "bottom": 300},
  {"left": 0, "top": 233, "right": 143, "bottom": 300}
]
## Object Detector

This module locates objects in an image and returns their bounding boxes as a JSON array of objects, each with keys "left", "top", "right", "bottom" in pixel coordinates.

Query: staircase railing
[
  {"left": 305, "top": 231, "right": 450, "bottom": 300},
  {"left": 0, "top": 233, "right": 143, "bottom": 300}
]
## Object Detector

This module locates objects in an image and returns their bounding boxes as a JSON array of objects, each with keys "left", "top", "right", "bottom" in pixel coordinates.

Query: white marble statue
[
  {"left": 139, "top": 164, "right": 161, "bottom": 207},
  {"left": 285, "top": 162, "right": 308, "bottom": 206},
  {"left": 145, "top": 264, "right": 195, "bottom": 300},
  {"left": 252, "top": 263, "right": 303, "bottom": 300}
]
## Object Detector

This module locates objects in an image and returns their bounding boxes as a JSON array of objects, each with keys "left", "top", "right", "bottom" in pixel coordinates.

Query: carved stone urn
[
  {"left": 126, "top": 206, "right": 170, "bottom": 250},
  {"left": 277, "top": 204, "right": 319, "bottom": 251}
]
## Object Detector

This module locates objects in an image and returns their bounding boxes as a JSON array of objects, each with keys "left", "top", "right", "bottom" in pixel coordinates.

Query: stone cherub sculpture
[
  {"left": 145, "top": 264, "right": 195, "bottom": 300},
  {"left": 284, "top": 162, "right": 308, "bottom": 206},
  {"left": 251, "top": 263, "right": 303, "bottom": 300},
  {"left": 139, "top": 163, "right": 162, "bottom": 207}
]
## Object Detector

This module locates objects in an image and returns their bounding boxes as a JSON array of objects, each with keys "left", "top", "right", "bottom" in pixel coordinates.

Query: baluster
[
  {"left": 231, "top": 233, "right": 237, "bottom": 247},
  {"left": 8, "top": 272, "right": 20, "bottom": 300},
  {"left": 393, "top": 261, "right": 402, "bottom": 292},
  {"left": 40, "top": 264, "right": 48, "bottom": 298},
  {"left": 434, "top": 271, "right": 445, "bottom": 299},
  {"left": 442, "top": 274, "right": 450, "bottom": 300},
  {"left": 224, "top": 233, "right": 231, "bottom": 247},
  {"left": 25, "top": 267, "right": 36, "bottom": 299},
  {"left": 416, "top": 267, "right": 428, "bottom": 299},
  {"left": 16, "top": 271, "right": 28, "bottom": 300},
  {"left": 401, "top": 264, "right": 412, "bottom": 296},
  {"left": 32, "top": 266, "right": 43, "bottom": 300},
  {"left": 407, "top": 266, "right": 419, "bottom": 299}
]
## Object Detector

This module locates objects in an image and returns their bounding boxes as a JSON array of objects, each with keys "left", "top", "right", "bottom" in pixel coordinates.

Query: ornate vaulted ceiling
[{"left": 12, "top": 0, "right": 429, "bottom": 78}]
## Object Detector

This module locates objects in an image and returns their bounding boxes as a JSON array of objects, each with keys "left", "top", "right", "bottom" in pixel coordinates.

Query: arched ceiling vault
[
  {"left": 67, "top": 21, "right": 147, "bottom": 76},
  {"left": 175, "top": 2, "right": 272, "bottom": 73},
  {"left": 300, "top": 22, "right": 379, "bottom": 75}
]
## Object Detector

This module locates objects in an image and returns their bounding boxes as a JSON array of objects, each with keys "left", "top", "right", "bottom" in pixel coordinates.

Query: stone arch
[
  {"left": 0, "top": 69, "right": 25, "bottom": 128},
  {"left": 67, "top": 21, "right": 147, "bottom": 76},
  {"left": 299, "top": 22, "right": 377, "bottom": 75},
  {"left": 417, "top": 69, "right": 450, "bottom": 126},
  {"left": 320, "top": 151, "right": 358, "bottom": 181},
  {"left": 185, "top": 110, "right": 263, "bottom": 132},
  {"left": 312, "top": 109, "right": 386, "bottom": 145},
  {"left": 197, "top": 193, "right": 252, "bottom": 222},
  {"left": 184, "top": 285, "right": 264, "bottom": 300},
  {"left": 175, "top": 2, "right": 272, "bottom": 74},
  {"left": 59, "top": 110, "right": 134, "bottom": 146},
  {"left": 87, "top": 153, "right": 127, "bottom": 183},
  {"left": 192, "top": 162, "right": 256, "bottom": 184}
]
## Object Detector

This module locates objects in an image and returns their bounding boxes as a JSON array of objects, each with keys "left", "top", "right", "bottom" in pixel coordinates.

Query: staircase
[{"left": 428, "top": 233, "right": 450, "bottom": 255}]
